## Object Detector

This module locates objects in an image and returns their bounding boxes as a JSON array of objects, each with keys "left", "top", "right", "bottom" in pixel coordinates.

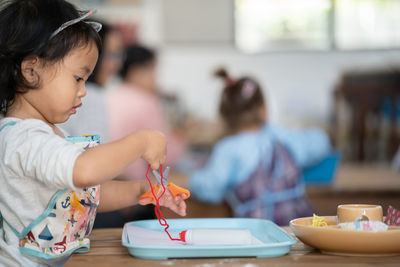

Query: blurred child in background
[
  {"left": 94, "top": 44, "right": 186, "bottom": 227},
  {"left": 107, "top": 44, "right": 185, "bottom": 181},
  {"left": 189, "top": 69, "right": 331, "bottom": 225}
]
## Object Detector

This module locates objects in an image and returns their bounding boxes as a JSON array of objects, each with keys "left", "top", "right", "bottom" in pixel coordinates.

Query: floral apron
[
  {"left": 0, "top": 121, "right": 101, "bottom": 261},
  {"left": 225, "top": 137, "right": 313, "bottom": 226}
]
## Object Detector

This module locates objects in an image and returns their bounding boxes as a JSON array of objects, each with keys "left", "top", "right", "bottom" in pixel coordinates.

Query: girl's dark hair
[
  {"left": 215, "top": 68, "right": 265, "bottom": 132},
  {"left": 0, "top": 0, "right": 102, "bottom": 114},
  {"left": 120, "top": 44, "right": 155, "bottom": 80}
]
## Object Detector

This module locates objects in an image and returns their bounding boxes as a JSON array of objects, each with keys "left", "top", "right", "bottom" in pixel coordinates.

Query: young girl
[
  {"left": 0, "top": 1, "right": 186, "bottom": 266},
  {"left": 189, "top": 69, "right": 331, "bottom": 226}
]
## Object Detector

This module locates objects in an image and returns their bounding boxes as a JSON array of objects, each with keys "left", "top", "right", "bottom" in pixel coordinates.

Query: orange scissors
[{"left": 140, "top": 166, "right": 190, "bottom": 204}]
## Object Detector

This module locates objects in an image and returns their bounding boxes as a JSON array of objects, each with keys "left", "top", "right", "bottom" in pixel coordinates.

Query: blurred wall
[
  {"left": 159, "top": 46, "right": 400, "bottom": 128},
  {"left": 72, "top": 0, "right": 400, "bottom": 128}
]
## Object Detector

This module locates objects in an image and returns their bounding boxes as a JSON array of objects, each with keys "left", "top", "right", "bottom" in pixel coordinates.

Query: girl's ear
[{"left": 21, "top": 56, "right": 40, "bottom": 85}]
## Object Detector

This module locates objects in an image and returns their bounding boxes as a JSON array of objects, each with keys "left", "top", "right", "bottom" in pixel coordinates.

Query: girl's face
[{"left": 15, "top": 41, "right": 98, "bottom": 125}]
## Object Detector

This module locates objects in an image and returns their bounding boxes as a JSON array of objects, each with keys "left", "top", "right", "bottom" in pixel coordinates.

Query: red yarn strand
[{"left": 145, "top": 164, "right": 183, "bottom": 241}]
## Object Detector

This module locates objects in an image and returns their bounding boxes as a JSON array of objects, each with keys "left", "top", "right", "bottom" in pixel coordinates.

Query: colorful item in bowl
[
  {"left": 311, "top": 214, "right": 327, "bottom": 227},
  {"left": 384, "top": 205, "right": 400, "bottom": 226},
  {"left": 338, "top": 221, "right": 388, "bottom": 231}
]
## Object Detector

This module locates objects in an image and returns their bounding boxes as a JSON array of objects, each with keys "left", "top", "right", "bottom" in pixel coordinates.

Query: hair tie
[
  {"left": 226, "top": 77, "right": 235, "bottom": 87},
  {"left": 241, "top": 80, "right": 256, "bottom": 99}
]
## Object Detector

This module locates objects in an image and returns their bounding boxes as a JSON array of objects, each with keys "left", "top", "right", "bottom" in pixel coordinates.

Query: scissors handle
[
  {"left": 139, "top": 183, "right": 190, "bottom": 204},
  {"left": 139, "top": 184, "right": 160, "bottom": 204},
  {"left": 167, "top": 182, "right": 190, "bottom": 199}
]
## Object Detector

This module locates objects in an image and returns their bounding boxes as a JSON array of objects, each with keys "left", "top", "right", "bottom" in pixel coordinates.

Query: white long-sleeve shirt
[{"left": 0, "top": 118, "right": 83, "bottom": 266}]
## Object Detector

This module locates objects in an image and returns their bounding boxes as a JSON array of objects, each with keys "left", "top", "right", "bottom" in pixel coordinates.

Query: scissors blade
[
  {"left": 152, "top": 166, "right": 170, "bottom": 185},
  {"left": 163, "top": 166, "right": 170, "bottom": 181}
]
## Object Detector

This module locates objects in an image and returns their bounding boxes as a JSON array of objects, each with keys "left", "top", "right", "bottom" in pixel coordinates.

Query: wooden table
[{"left": 66, "top": 227, "right": 400, "bottom": 267}]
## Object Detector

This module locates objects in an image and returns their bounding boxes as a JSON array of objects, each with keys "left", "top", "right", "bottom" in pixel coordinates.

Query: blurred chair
[{"left": 302, "top": 151, "right": 341, "bottom": 185}]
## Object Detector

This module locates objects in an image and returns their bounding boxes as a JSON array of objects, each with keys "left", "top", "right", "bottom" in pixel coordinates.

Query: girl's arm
[
  {"left": 73, "top": 129, "right": 166, "bottom": 188},
  {"left": 98, "top": 180, "right": 187, "bottom": 216},
  {"left": 271, "top": 125, "right": 331, "bottom": 167},
  {"left": 97, "top": 180, "right": 144, "bottom": 213}
]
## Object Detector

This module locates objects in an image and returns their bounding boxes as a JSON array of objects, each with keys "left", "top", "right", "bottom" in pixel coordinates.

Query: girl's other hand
[
  {"left": 140, "top": 130, "right": 167, "bottom": 169},
  {"left": 139, "top": 188, "right": 187, "bottom": 216}
]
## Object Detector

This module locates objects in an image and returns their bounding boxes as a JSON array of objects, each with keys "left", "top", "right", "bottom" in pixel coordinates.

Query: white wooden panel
[{"left": 163, "top": 0, "right": 233, "bottom": 43}]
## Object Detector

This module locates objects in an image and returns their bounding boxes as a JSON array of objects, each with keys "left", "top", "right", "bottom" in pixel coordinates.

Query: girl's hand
[
  {"left": 139, "top": 188, "right": 187, "bottom": 216},
  {"left": 140, "top": 130, "right": 167, "bottom": 169}
]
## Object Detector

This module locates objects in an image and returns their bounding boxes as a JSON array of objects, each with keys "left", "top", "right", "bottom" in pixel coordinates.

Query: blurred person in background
[
  {"left": 107, "top": 44, "right": 185, "bottom": 181},
  {"left": 94, "top": 44, "right": 186, "bottom": 228},
  {"left": 189, "top": 68, "right": 332, "bottom": 226}
]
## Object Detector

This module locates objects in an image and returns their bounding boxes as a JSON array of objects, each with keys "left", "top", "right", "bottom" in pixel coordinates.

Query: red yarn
[{"left": 145, "top": 164, "right": 183, "bottom": 241}]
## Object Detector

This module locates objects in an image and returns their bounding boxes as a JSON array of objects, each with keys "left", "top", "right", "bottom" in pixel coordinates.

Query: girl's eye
[{"left": 75, "top": 76, "right": 84, "bottom": 82}]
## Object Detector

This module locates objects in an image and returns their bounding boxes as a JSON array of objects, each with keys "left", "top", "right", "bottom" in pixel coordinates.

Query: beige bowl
[
  {"left": 337, "top": 204, "right": 383, "bottom": 223},
  {"left": 290, "top": 216, "right": 400, "bottom": 256}
]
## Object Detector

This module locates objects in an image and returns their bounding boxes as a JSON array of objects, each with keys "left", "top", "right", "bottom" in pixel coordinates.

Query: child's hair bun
[
  {"left": 214, "top": 67, "right": 229, "bottom": 79},
  {"left": 216, "top": 68, "right": 266, "bottom": 131},
  {"left": 214, "top": 67, "right": 235, "bottom": 87}
]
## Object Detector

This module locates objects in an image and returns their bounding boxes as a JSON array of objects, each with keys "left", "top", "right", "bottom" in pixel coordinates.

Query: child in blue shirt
[{"left": 189, "top": 69, "right": 331, "bottom": 225}]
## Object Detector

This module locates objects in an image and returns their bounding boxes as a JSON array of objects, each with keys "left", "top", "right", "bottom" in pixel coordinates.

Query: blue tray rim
[{"left": 122, "top": 218, "right": 296, "bottom": 250}]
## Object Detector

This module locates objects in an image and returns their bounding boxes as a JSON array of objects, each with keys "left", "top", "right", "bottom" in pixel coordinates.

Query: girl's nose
[{"left": 79, "top": 84, "right": 87, "bottom": 98}]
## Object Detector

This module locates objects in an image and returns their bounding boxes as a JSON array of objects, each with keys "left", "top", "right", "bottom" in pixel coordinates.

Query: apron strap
[
  {"left": 0, "top": 189, "right": 68, "bottom": 239},
  {"left": 0, "top": 210, "right": 24, "bottom": 238},
  {"left": 0, "top": 121, "right": 17, "bottom": 132},
  {"left": 227, "top": 183, "right": 306, "bottom": 218},
  {"left": 20, "top": 189, "right": 67, "bottom": 238}
]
